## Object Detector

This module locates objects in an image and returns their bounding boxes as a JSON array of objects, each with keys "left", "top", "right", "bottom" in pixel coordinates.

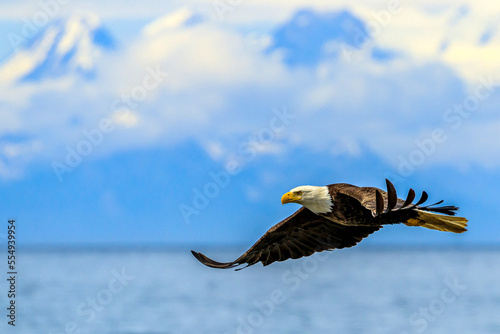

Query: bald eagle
[{"left": 191, "top": 179, "right": 467, "bottom": 270}]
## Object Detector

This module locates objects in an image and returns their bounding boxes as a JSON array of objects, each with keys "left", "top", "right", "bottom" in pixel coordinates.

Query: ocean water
[{"left": 2, "top": 247, "right": 500, "bottom": 334}]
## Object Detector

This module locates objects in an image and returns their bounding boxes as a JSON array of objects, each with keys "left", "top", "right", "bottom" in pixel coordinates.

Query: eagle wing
[
  {"left": 191, "top": 207, "right": 381, "bottom": 270},
  {"left": 334, "top": 179, "right": 459, "bottom": 219}
]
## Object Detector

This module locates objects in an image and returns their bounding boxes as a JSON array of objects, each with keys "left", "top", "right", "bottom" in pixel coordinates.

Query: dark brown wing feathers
[
  {"left": 385, "top": 179, "right": 398, "bottom": 211},
  {"left": 335, "top": 179, "right": 459, "bottom": 217},
  {"left": 191, "top": 207, "right": 381, "bottom": 270},
  {"left": 192, "top": 179, "right": 459, "bottom": 270},
  {"left": 400, "top": 188, "right": 416, "bottom": 209}
]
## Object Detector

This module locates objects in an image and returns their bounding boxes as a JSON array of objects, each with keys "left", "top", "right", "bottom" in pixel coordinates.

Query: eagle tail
[{"left": 404, "top": 210, "right": 468, "bottom": 233}]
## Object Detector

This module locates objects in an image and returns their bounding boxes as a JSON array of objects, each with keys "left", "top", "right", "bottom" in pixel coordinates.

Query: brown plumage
[{"left": 192, "top": 179, "right": 468, "bottom": 270}]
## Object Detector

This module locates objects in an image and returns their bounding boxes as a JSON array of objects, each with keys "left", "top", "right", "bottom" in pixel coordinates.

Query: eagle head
[{"left": 281, "top": 185, "right": 333, "bottom": 214}]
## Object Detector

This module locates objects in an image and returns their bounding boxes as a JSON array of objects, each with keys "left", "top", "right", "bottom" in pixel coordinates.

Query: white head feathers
[{"left": 289, "top": 185, "right": 333, "bottom": 214}]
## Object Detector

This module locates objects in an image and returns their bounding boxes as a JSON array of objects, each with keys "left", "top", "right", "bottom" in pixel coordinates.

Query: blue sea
[{"left": 2, "top": 247, "right": 500, "bottom": 334}]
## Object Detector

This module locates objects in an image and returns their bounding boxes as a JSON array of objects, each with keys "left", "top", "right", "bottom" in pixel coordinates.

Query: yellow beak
[{"left": 281, "top": 192, "right": 302, "bottom": 205}]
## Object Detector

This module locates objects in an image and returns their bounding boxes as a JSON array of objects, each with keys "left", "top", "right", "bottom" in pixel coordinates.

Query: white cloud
[
  {"left": 0, "top": 139, "right": 43, "bottom": 179},
  {"left": 203, "top": 141, "right": 226, "bottom": 161},
  {"left": 112, "top": 110, "right": 139, "bottom": 128}
]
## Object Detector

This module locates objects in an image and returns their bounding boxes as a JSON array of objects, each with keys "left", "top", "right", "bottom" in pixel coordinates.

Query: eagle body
[
  {"left": 323, "top": 183, "right": 418, "bottom": 227},
  {"left": 192, "top": 179, "right": 468, "bottom": 270}
]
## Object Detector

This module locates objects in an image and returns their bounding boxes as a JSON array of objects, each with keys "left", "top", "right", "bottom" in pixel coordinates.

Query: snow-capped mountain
[
  {"left": 266, "top": 9, "right": 369, "bottom": 66},
  {"left": 266, "top": 9, "right": 396, "bottom": 66},
  {"left": 0, "top": 12, "right": 115, "bottom": 84}
]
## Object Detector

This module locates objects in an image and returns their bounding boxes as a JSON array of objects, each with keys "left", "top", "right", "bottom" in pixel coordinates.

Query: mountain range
[
  {"left": 0, "top": 8, "right": 383, "bottom": 84},
  {"left": 0, "top": 12, "right": 114, "bottom": 83}
]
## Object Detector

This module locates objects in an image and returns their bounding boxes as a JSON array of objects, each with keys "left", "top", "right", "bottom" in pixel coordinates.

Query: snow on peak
[
  {"left": 142, "top": 8, "right": 203, "bottom": 37},
  {"left": 0, "top": 12, "right": 115, "bottom": 84}
]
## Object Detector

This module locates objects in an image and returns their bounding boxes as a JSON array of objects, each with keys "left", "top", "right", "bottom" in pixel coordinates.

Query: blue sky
[{"left": 0, "top": 0, "right": 499, "bottom": 247}]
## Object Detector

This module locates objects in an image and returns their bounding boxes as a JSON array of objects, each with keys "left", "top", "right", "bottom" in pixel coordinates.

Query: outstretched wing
[
  {"left": 335, "top": 179, "right": 459, "bottom": 221},
  {"left": 191, "top": 207, "right": 381, "bottom": 270}
]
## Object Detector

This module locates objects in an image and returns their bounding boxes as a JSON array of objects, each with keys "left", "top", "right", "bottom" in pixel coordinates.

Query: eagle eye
[{"left": 294, "top": 191, "right": 303, "bottom": 196}]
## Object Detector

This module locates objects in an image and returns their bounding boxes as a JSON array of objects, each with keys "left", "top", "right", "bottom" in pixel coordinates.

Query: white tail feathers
[{"left": 404, "top": 210, "right": 468, "bottom": 233}]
